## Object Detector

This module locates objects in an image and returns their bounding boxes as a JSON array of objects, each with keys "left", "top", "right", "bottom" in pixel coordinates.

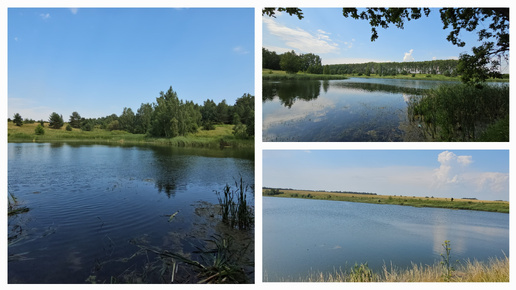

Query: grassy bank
[
  {"left": 290, "top": 256, "right": 509, "bottom": 282},
  {"left": 7, "top": 122, "right": 254, "bottom": 149},
  {"left": 262, "top": 69, "right": 348, "bottom": 80},
  {"left": 263, "top": 189, "right": 508, "bottom": 213}
]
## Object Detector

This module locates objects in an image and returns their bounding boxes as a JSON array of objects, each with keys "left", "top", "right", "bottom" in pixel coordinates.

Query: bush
[
  {"left": 409, "top": 84, "right": 509, "bottom": 141},
  {"left": 66, "top": 124, "right": 72, "bottom": 131},
  {"left": 35, "top": 124, "right": 45, "bottom": 135}
]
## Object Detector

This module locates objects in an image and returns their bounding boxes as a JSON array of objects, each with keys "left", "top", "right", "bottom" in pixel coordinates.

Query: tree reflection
[{"left": 263, "top": 80, "right": 321, "bottom": 108}]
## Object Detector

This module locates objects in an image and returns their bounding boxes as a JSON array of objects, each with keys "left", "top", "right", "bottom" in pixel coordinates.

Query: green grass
[
  {"left": 262, "top": 69, "right": 348, "bottom": 80},
  {"left": 7, "top": 122, "right": 253, "bottom": 149},
  {"left": 263, "top": 189, "right": 509, "bottom": 213}
]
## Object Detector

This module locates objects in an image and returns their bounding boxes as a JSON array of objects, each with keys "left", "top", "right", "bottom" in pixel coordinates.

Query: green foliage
[
  {"left": 440, "top": 240, "right": 455, "bottom": 281},
  {"left": 13, "top": 113, "right": 23, "bottom": 126},
  {"left": 69, "top": 111, "right": 82, "bottom": 128},
  {"left": 148, "top": 86, "right": 201, "bottom": 138},
  {"left": 48, "top": 112, "right": 64, "bottom": 129},
  {"left": 233, "top": 93, "right": 254, "bottom": 138},
  {"left": 408, "top": 84, "right": 509, "bottom": 141},
  {"left": 263, "top": 47, "right": 281, "bottom": 70},
  {"left": 65, "top": 124, "right": 72, "bottom": 131},
  {"left": 214, "top": 177, "right": 253, "bottom": 231},
  {"left": 107, "top": 120, "right": 120, "bottom": 131},
  {"left": 34, "top": 124, "right": 45, "bottom": 135},
  {"left": 264, "top": 188, "right": 283, "bottom": 196},
  {"left": 118, "top": 107, "right": 135, "bottom": 133},
  {"left": 280, "top": 50, "right": 302, "bottom": 74},
  {"left": 349, "top": 263, "right": 375, "bottom": 282}
]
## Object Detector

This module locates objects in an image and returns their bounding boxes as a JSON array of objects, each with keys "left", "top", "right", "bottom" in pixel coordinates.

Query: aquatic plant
[
  {"left": 440, "top": 240, "right": 455, "bottom": 281},
  {"left": 130, "top": 234, "right": 252, "bottom": 283},
  {"left": 408, "top": 83, "right": 509, "bottom": 141},
  {"left": 214, "top": 177, "right": 254, "bottom": 231}
]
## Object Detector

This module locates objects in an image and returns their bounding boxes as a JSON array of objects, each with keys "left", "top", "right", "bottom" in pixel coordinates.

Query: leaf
[{"left": 168, "top": 211, "right": 179, "bottom": 222}]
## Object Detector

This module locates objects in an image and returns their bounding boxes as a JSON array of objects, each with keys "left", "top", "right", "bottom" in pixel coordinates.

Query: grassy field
[
  {"left": 7, "top": 122, "right": 254, "bottom": 149},
  {"left": 290, "top": 256, "right": 509, "bottom": 282},
  {"left": 263, "top": 189, "right": 509, "bottom": 213}
]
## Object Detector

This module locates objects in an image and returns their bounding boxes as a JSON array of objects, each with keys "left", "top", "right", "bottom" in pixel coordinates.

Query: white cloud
[
  {"left": 70, "top": 8, "right": 79, "bottom": 15},
  {"left": 263, "top": 17, "right": 339, "bottom": 54},
  {"left": 403, "top": 49, "right": 414, "bottom": 62},
  {"left": 263, "top": 45, "right": 293, "bottom": 54},
  {"left": 40, "top": 13, "right": 51, "bottom": 20},
  {"left": 233, "top": 46, "right": 249, "bottom": 55},
  {"left": 431, "top": 151, "right": 508, "bottom": 196}
]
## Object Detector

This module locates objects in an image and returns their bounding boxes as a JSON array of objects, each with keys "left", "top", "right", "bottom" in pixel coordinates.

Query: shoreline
[{"left": 263, "top": 189, "right": 509, "bottom": 213}]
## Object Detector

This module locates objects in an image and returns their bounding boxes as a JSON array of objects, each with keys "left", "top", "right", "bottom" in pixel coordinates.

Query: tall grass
[
  {"left": 297, "top": 256, "right": 509, "bottom": 282},
  {"left": 408, "top": 83, "right": 509, "bottom": 141},
  {"left": 215, "top": 177, "right": 254, "bottom": 231}
]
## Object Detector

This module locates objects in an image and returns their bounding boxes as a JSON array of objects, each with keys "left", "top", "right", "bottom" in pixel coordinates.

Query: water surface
[
  {"left": 8, "top": 142, "right": 254, "bottom": 283},
  {"left": 262, "top": 197, "right": 509, "bottom": 281},
  {"left": 262, "top": 78, "right": 452, "bottom": 142}
]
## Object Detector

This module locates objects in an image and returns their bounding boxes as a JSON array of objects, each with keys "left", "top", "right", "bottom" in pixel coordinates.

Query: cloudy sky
[
  {"left": 263, "top": 150, "right": 509, "bottom": 201},
  {"left": 263, "top": 8, "right": 508, "bottom": 68},
  {"left": 8, "top": 8, "right": 254, "bottom": 121}
]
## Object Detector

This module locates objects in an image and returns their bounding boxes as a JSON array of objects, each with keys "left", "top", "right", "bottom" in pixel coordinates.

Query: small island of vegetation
[{"left": 263, "top": 188, "right": 509, "bottom": 213}]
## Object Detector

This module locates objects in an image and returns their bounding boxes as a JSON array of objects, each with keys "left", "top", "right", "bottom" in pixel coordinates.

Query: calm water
[
  {"left": 263, "top": 78, "right": 452, "bottom": 142},
  {"left": 8, "top": 142, "right": 254, "bottom": 283},
  {"left": 263, "top": 197, "right": 509, "bottom": 281}
]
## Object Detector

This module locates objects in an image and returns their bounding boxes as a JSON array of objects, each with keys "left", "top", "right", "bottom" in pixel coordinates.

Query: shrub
[
  {"left": 34, "top": 124, "right": 45, "bottom": 135},
  {"left": 66, "top": 124, "right": 72, "bottom": 131}
]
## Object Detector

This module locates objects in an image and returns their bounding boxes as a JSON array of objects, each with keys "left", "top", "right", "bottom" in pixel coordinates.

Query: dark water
[
  {"left": 8, "top": 142, "right": 254, "bottom": 283},
  {"left": 262, "top": 78, "right": 451, "bottom": 142},
  {"left": 263, "top": 197, "right": 509, "bottom": 282}
]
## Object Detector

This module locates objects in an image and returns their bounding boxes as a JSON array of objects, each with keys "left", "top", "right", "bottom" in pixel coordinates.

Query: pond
[
  {"left": 262, "top": 78, "right": 454, "bottom": 142},
  {"left": 262, "top": 197, "right": 509, "bottom": 282},
  {"left": 8, "top": 142, "right": 255, "bottom": 283}
]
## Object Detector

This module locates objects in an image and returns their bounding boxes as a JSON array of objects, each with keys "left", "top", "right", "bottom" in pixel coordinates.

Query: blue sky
[
  {"left": 263, "top": 8, "right": 508, "bottom": 68},
  {"left": 8, "top": 8, "right": 254, "bottom": 121},
  {"left": 263, "top": 150, "right": 509, "bottom": 201}
]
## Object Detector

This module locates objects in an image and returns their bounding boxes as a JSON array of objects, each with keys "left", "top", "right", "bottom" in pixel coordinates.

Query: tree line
[
  {"left": 263, "top": 48, "right": 323, "bottom": 74},
  {"left": 263, "top": 47, "right": 464, "bottom": 77},
  {"left": 11, "top": 86, "right": 255, "bottom": 139}
]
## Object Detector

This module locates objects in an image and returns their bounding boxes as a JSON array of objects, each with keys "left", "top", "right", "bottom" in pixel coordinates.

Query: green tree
[
  {"left": 69, "top": 111, "right": 82, "bottom": 128},
  {"left": 233, "top": 93, "right": 255, "bottom": 137},
  {"left": 13, "top": 113, "right": 23, "bottom": 126},
  {"left": 48, "top": 112, "right": 64, "bottom": 129},
  {"left": 119, "top": 107, "right": 135, "bottom": 133},
  {"left": 35, "top": 124, "right": 45, "bottom": 135},
  {"left": 262, "top": 47, "right": 281, "bottom": 70},
  {"left": 216, "top": 99, "right": 231, "bottom": 124},
  {"left": 280, "top": 50, "right": 302, "bottom": 74},
  {"left": 134, "top": 103, "right": 154, "bottom": 134},
  {"left": 200, "top": 99, "right": 218, "bottom": 129}
]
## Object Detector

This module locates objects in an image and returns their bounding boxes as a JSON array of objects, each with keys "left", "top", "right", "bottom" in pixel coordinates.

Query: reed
[
  {"left": 215, "top": 177, "right": 254, "bottom": 230},
  {"left": 408, "top": 83, "right": 509, "bottom": 141}
]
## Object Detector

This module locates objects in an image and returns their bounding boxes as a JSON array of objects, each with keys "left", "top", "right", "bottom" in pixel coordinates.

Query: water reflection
[{"left": 262, "top": 78, "right": 444, "bottom": 142}]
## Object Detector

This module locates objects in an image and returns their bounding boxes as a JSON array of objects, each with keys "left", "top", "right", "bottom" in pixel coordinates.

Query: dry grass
[{"left": 300, "top": 257, "right": 509, "bottom": 282}]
